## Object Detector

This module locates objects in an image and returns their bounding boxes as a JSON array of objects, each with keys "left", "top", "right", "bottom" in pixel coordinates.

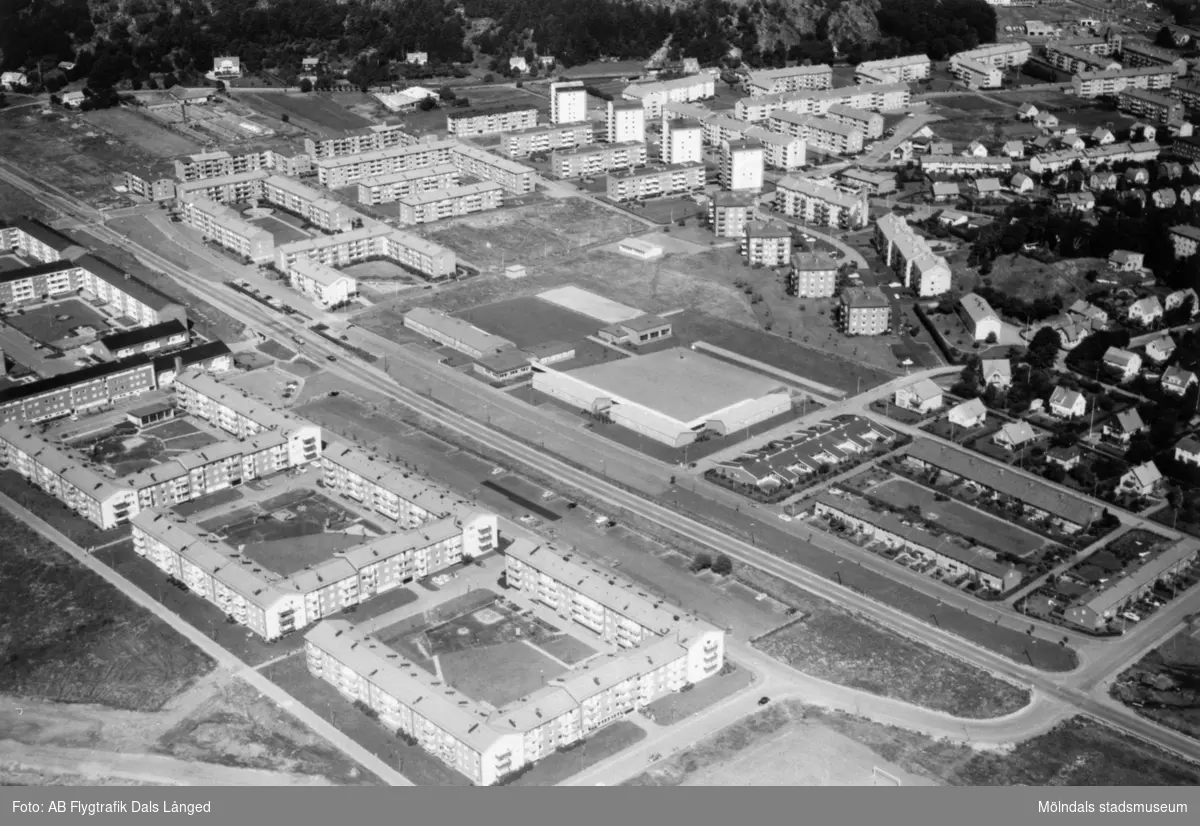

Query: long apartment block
[
  {"left": 356, "top": 164, "right": 459, "bottom": 206},
  {"left": 0, "top": 358, "right": 159, "bottom": 425},
  {"left": 446, "top": 104, "right": 538, "bottom": 137},
  {"left": 180, "top": 197, "right": 276, "bottom": 263},
  {"left": 744, "top": 127, "right": 806, "bottom": 171},
  {"left": 262, "top": 175, "right": 356, "bottom": 231},
  {"left": 0, "top": 218, "right": 79, "bottom": 263},
  {"left": 1073, "top": 66, "right": 1174, "bottom": 98},
  {"left": 875, "top": 212, "right": 951, "bottom": 297},
  {"left": 1044, "top": 43, "right": 1120, "bottom": 74},
  {"left": 499, "top": 122, "right": 594, "bottom": 159},
  {"left": 605, "top": 163, "right": 705, "bottom": 202},
  {"left": 314, "top": 140, "right": 457, "bottom": 189},
  {"left": 735, "top": 82, "right": 910, "bottom": 122},
  {"left": 768, "top": 111, "right": 865, "bottom": 155},
  {"left": 951, "top": 42, "right": 1031, "bottom": 69},
  {"left": 550, "top": 141, "right": 647, "bottom": 178},
  {"left": 133, "top": 504, "right": 497, "bottom": 641},
  {"left": 620, "top": 75, "right": 716, "bottom": 118},
  {"left": 174, "top": 148, "right": 313, "bottom": 181},
  {"left": 775, "top": 175, "right": 869, "bottom": 230},
  {"left": 1118, "top": 88, "right": 1184, "bottom": 122},
  {"left": 303, "top": 538, "right": 723, "bottom": 785},
  {"left": 397, "top": 182, "right": 504, "bottom": 226},
  {"left": 274, "top": 223, "right": 456, "bottom": 279},
  {"left": 303, "top": 123, "right": 417, "bottom": 160},
  {"left": 450, "top": 144, "right": 535, "bottom": 195},
  {"left": 174, "top": 169, "right": 268, "bottom": 205},
  {"left": 745, "top": 64, "right": 833, "bottom": 97},
  {"left": 854, "top": 54, "right": 931, "bottom": 84}
]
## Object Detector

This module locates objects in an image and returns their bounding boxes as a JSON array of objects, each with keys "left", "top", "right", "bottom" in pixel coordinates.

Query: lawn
[
  {"left": 251, "top": 214, "right": 312, "bottom": 244},
  {"left": 163, "top": 432, "right": 222, "bottom": 452},
  {"left": 508, "top": 720, "right": 646, "bottom": 786},
  {"left": 867, "top": 477, "right": 1047, "bottom": 557},
  {"left": 238, "top": 92, "right": 372, "bottom": 136},
  {"left": 145, "top": 418, "right": 205, "bottom": 439},
  {"left": 261, "top": 654, "right": 473, "bottom": 786},
  {"left": 220, "top": 492, "right": 367, "bottom": 575},
  {"left": 0, "top": 469, "right": 128, "bottom": 548},
  {"left": 961, "top": 252, "right": 1092, "bottom": 306},
  {"left": 440, "top": 641, "right": 566, "bottom": 707},
  {"left": 0, "top": 253, "right": 28, "bottom": 271},
  {"left": 533, "top": 633, "right": 596, "bottom": 665},
  {"left": 258, "top": 339, "right": 297, "bottom": 361},
  {"left": 454, "top": 296, "right": 603, "bottom": 349},
  {"left": 172, "top": 486, "right": 245, "bottom": 517},
  {"left": 80, "top": 107, "right": 205, "bottom": 157},
  {"left": 89, "top": 431, "right": 168, "bottom": 476},
  {"left": 7, "top": 299, "right": 112, "bottom": 345},
  {"left": 0, "top": 510, "right": 215, "bottom": 711},
  {"left": 641, "top": 661, "right": 756, "bottom": 726}
]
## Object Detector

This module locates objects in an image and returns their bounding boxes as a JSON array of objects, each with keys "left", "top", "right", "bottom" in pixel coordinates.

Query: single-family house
[
  {"left": 1055, "top": 317, "right": 1094, "bottom": 350},
  {"left": 948, "top": 398, "right": 988, "bottom": 429},
  {"left": 929, "top": 141, "right": 954, "bottom": 156},
  {"left": 509, "top": 56, "right": 528, "bottom": 73},
  {"left": 1003, "top": 140, "right": 1025, "bottom": 158},
  {"left": 1144, "top": 333, "right": 1177, "bottom": 363},
  {"left": 1055, "top": 192, "right": 1095, "bottom": 212},
  {"left": 965, "top": 140, "right": 989, "bottom": 158},
  {"left": 1124, "top": 167, "right": 1150, "bottom": 186},
  {"left": 1165, "top": 287, "right": 1199, "bottom": 316},
  {"left": 1090, "top": 171, "right": 1119, "bottom": 191},
  {"left": 1069, "top": 300, "right": 1109, "bottom": 325},
  {"left": 890, "top": 141, "right": 914, "bottom": 163},
  {"left": 212, "top": 56, "right": 242, "bottom": 78},
  {"left": 1153, "top": 188, "right": 1178, "bottom": 209},
  {"left": 981, "top": 358, "right": 1013, "bottom": 389},
  {"left": 993, "top": 421, "right": 1038, "bottom": 450},
  {"left": 1133, "top": 122, "right": 1158, "bottom": 142},
  {"left": 1011, "top": 173, "right": 1035, "bottom": 194},
  {"left": 1061, "top": 134, "right": 1086, "bottom": 151},
  {"left": 1103, "top": 408, "right": 1146, "bottom": 444},
  {"left": 1162, "top": 365, "right": 1199, "bottom": 396},
  {"left": 1102, "top": 346, "right": 1143, "bottom": 382},
  {"left": 1045, "top": 445, "right": 1082, "bottom": 470},
  {"left": 937, "top": 209, "right": 970, "bottom": 227},
  {"left": 1017, "top": 102, "right": 1039, "bottom": 120},
  {"left": 0, "top": 71, "right": 29, "bottom": 90},
  {"left": 932, "top": 181, "right": 961, "bottom": 202},
  {"left": 1159, "top": 161, "right": 1184, "bottom": 180},
  {"left": 895, "top": 379, "right": 944, "bottom": 414},
  {"left": 1050, "top": 386, "right": 1087, "bottom": 419},
  {"left": 1180, "top": 184, "right": 1200, "bottom": 205},
  {"left": 60, "top": 90, "right": 85, "bottom": 108},
  {"left": 1108, "top": 249, "right": 1144, "bottom": 271},
  {"left": 1091, "top": 127, "right": 1116, "bottom": 145},
  {"left": 1121, "top": 461, "right": 1163, "bottom": 496},
  {"left": 1175, "top": 436, "right": 1200, "bottom": 465},
  {"left": 1035, "top": 112, "right": 1059, "bottom": 130},
  {"left": 1127, "top": 296, "right": 1164, "bottom": 326},
  {"left": 974, "top": 178, "right": 1003, "bottom": 198}
]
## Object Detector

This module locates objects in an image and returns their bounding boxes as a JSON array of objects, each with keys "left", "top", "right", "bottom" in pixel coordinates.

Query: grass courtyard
[{"left": 6, "top": 298, "right": 111, "bottom": 345}]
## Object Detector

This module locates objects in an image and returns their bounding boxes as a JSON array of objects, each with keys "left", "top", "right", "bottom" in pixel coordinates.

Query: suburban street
[{"left": 4, "top": 153, "right": 1200, "bottom": 782}]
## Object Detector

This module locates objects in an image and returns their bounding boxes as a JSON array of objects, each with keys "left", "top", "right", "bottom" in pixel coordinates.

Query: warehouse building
[{"left": 402, "top": 307, "right": 516, "bottom": 358}]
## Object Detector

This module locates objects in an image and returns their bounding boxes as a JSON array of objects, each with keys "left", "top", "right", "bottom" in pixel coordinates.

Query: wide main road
[{"left": 6, "top": 162, "right": 1200, "bottom": 766}]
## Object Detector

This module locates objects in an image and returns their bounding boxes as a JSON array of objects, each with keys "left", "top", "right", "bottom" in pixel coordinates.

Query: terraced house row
[{"left": 303, "top": 538, "right": 725, "bottom": 785}]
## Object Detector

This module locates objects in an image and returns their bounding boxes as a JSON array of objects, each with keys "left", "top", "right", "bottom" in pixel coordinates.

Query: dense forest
[{"left": 0, "top": 0, "right": 998, "bottom": 85}]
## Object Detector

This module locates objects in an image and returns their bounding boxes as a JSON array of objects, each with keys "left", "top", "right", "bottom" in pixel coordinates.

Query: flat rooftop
[{"left": 564, "top": 347, "right": 785, "bottom": 423}]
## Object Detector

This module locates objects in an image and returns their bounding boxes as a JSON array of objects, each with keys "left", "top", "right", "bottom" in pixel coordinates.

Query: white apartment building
[
  {"left": 742, "top": 221, "right": 793, "bottom": 267},
  {"left": 1073, "top": 66, "right": 1175, "bottom": 97},
  {"left": 661, "top": 118, "right": 704, "bottom": 164},
  {"left": 179, "top": 197, "right": 275, "bottom": 263},
  {"left": 702, "top": 114, "right": 750, "bottom": 147},
  {"left": 744, "top": 126, "right": 806, "bottom": 171},
  {"left": 621, "top": 75, "right": 716, "bottom": 118},
  {"left": 314, "top": 141, "right": 457, "bottom": 189},
  {"left": 274, "top": 224, "right": 456, "bottom": 279},
  {"left": 287, "top": 258, "right": 357, "bottom": 308},
  {"left": 551, "top": 142, "right": 647, "bottom": 178},
  {"left": 952, "top": 42, "right": 1031, "bottom": 69},
  {"left": 720, "top": 139, "right": 765, "bottom": 191},
  {"left": 775, "top": 175, "right": 869, "bottom": 229},
  {"left": 356, "top": 164, "right": 460, "bottom": 206},
  {"left": 708, "top": 191, "right": 757, "bottom": 239},
  {"left": 549, "top": 81, "right": 587, "bottom": 124},
  {"left": 825, "top": 104, "right": 884, "bottom": 140},
  {"left": 446, "top": 105, "right": 538, "bottom": 137},
  {"left": 607, "top": 99, "right": 646, "bottom": 144},
  {"left": 875, "top": 213, "right": 952, "bottom": 296},
  {"left": 500, "top": 122, "right": 594, "bottom": 159},
  {"left": 261, "top": 175, "right": 356, "bottom": 232},
  {"left": 303, "top": 123, "right": 416, "bottom": 160},
  {"left": 737, "top": 82, "right": 910, "bottom": 123},
  {"left": 951, "top": 57, "right": 1004, "bottom": 89},
  {"left": 606, "top": 163, "right": 705, "bottom": 202},
  {"left": 451, "top": 144, "right": 536, "bottom": 195},
  {"left": 174, "top": 169, "right": 268, "bottom": 205},
  {"left": 854, "top": 54, "right": 931, "bottom": 84},
  {"left": 768, "top": 111, "right": 865, "bottom": 155},
  {"left": 397, "top": 182, "right": 504, "bottom": 225},
  {"left": 172, "top": 148, "right": 313, "bottom": 182},
  {"left": 745, "top": 65, "right": 834, "bottom": 97}
]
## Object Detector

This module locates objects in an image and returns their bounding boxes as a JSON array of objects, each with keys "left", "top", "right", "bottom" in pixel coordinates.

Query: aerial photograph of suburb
[{"left": 2, "top": 0, "right": 1200, "bottom": 791}]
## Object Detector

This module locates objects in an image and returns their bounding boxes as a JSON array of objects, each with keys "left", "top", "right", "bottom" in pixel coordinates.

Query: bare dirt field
[
  {"left": 1110, "top": 625, "right": 1200, "bottom": 741},
  {"left": 0, "top": 179, "right": 55, "bottom": 220},
  {"left": 80, "top": 108, "right": 205, "bottom": 157},
  {"left": 237, "top": 92, "right": 372, "bottom": 137}
]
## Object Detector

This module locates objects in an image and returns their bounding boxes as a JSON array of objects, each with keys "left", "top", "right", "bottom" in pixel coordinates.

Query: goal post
[{"left": 873, "top": 766, "right": 901, "bottom": 787}]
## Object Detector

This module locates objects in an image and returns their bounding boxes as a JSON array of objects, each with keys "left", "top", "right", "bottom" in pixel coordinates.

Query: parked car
[{"left": 758, "top": 696, "right": 771, "bottom": 706}]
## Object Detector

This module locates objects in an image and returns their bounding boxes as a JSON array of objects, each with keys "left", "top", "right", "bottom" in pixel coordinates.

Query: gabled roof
[
  {"left": 950, "top": 397, "right": 987, "bottom": 420},
  {"left": 1050, "top": 385, "right": 1084, "bottom": 410},
  {"left": 995, "top": 421, "right": 1036, "bottom": 445},
  {"left": 1114, "top": 408, "right": 1145, "bottom": 433},
  {"left": 1124, "top": 461, "right": 1163, "bottom": 488},
  {"left": 902, "top": 378, "right": 942, "bottom": 403},
  {"left": 1102, "top": 347, "right": 1140, "bottom": 369},
  {"left": 1176, "top": 436, "right": 1200, "bottom": 455},
  {"left": 981, "top": 358, "right": 1012, "bottom": 381}
]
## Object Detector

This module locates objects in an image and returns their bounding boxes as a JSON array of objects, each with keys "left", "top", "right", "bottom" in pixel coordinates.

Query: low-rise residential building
[
  {"left": 958, "top": 292, "right": 1002, "bottom": 342},
  {"left": 949, "top": 56, "right": 1003, "bottom": 89},
  {"left": 1065, "top": 540, "right": 1197, "bottom": 629},
  {"left": 446, "top": 104, "right": 539, "bottom": 137},
  {"left": 1165, "top": 288, "right": 1199, "bottom": 316},
  {"left": 736, "top": 82, "right": 911, "bottom": 123},
  {"left": 1174, "top": 437, "right": 1200, "bottom": 465},
  {"left": 605, "top": 163, "right": 706, "bottom": 202},
  {"left": 550, "top": 142, "right": 647, "bottom": 179},
  {"left": 1103, "top": 347, "right": 1143, "bottom": 382},
  {"left": 356, "top": 164, "right": 460, "bottom": 206},
  {"left": 743, "top": 127, "right": 807, "bottom": 171},
  {"left": 313, "top": 140, "right": 457, "bottom": 189},
  {"left": 1118, "top": 88, "right": 1184, "bottom": 123},
  {"left": 1108, "top": 249, "right": 1145, "bottom": 271},
  {"left": 450, "top": 144, "right": 535, "bottom": 195},
  {"left": 622, "top": 75, "right": 716, "bottom": 118},
  {"left": 768, "top": 112, "right": 865, "bottom": 155},
  {"left": 179, "top": 198, "right": 275, "bottom": 263},
  {"left": 741, "top": 221, "right": 793, "bottom": 267},
  {"left": 775, "top": 176, "right": 869, "bottom": 229},
  {"left": 824, "top": 104, "right": 884, "bottom": 140},
  {"left": 1121, "top": 460, "right": 1164, "bottom": 496},
  {"left": 174, "top": 169, "right": 268, "bottom": 205},
  {"left": 874, "top": 213, "right": 952, "bottom": 297},
  {"left": 1073, "top": 66, "right": 1175, "bottom": 98},
  {"left": 895, "top": 378, "right": 944, "bottom": 414},
  {"left": 1162, "top": 365, "right": 1199, "bottom": 396},
  {"left": 745, "top": 65, "right": 833, "bottom": 97},
  {"left": 920, "top": 155, "right": 1013, "bottom": 176},
  {"left": 500, "top": 122, "right": 594, "bottom": 160},
  {"left": 948, "top": 398, "right": 988, "bottom": 429},
  {"left": 1144, "top": 333, "right": 1177, "bottom": 364},
  {"left": 993, "top": 421, "right": 1038, "bottom": 451},
  {"left": 1169, "top": 225, "right": 1200, "bottom": 258},
  {"left": 1049, "top": 385, "right": 1087, "bottom": 419},
  {"left": 274, "top": 224, "right": 456, "bottom": 280},
  {"left": 262, "top": 175, "right": 357, "bottom": 232},
  {"left": 837, "top": 168, "right": 896, "bottom": 195},
  {"left": 840, "top": 287, "right": 890, "bottom": 335},
  {"left": 303, "top": 124, "right": 417, "bottom": 161},
  {"left": 981, "top": 358, "right": 1013, "bottom": 389},
  {"left": 1127, "top": 295, "right": 1164, "bottom": 326},
  {"left": 287, "top": 258, "right": 357, "bottom": 308},
  {"left": 94, "top": 320, "right": 189, "bottom": 362},
  {"left": 124, "top": 164, "right": 177, "bottom": 202},
  {"left": 854, "top": 54, "right": 931, "bottom": 84},
  {"left": 1122, "top": 40, "right": 1189, "bottom": 75},
  {"left": 791, "top": 253, "right": 838, "bottom": 298},
  {"left": 1103, "top": 408, "right": 1146, "bottom": 445}
]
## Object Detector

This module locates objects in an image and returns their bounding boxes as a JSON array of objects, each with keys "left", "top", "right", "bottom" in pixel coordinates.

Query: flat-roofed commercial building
[
  {"left": 303, "top": 123, "right": 416, "bottom": 160},
  {"left": 606, "top": 99, "right": 646, "bottom": 143},
  {"left": 356, "top": 164, "right": 459, "bottom": 206},
  {"left": 446, "top": 104, "right": 538, "bottom": 137},
  {"left": 451, "top": 144, "right": 536, "bottom": 195},
  {"left": 775, "top": 175, "right": 869, "bottom": 229},
  {"left": 745, "top": 65, "right": 833, "bottom": 97},
  {"left": 1117, "top": 88, "right": 1184, "bottom": 123},
  {"left": 550, "top": 142, "right": 647, "bottom": 178},
  {"left": 768, "top": 111, "right": 865, "bottom": 155},
  {"left": 174, "top": 169, "right": 268, "bottom": 205},
  {"left": 854, "top": 54, "right": 931, "bottom": 84},
  {"left": 261, "top": 175, "right": 356, "bottom": 232},
  {"left": 179, "top": 197, "right": 276, "bottom": 263},
  {"left": 840, "top": 286, "right": 891, "bottom": 335},
  {"left": 875, "top": 213, "right": 951, "bottom": 297},
  {"left": 403, "top": 307, "right": 516, "bottom": 358},
  {"left": 532, "top": 347, "right": 791, "bottom": 447},
  {"left": 275, "top": 224, "right": 456, "bottom": 280},
  {"left": 621, "top": 75, "right": 716, "bottom": 118},
  {"left": 500, "top": 122, "right": 593, "bottom": 159},
  {"left": 605, "top": 163, "right": 705, "bottom": 202},
  {"left": 708, "top": 191, "right": 757, "bottom": 239},
  {"left": 741, "top": 220, "right": 792, "bottom": 267},
  {"left": 314, "top": 140, "right": 457, "bottom": 189},
  {"left": 287, "top": 258, "right": 357, "bottom": 308},
  {"left": 397, "top": 182, "right": 504, "bottom": 225},
  {"left": 1073, "top": 66, "right": 1174, "bottom": 97}
]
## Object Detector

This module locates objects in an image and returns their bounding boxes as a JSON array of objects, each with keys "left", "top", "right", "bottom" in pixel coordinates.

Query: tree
[
  {"left": 690, "top": 553, "right": 712, "bottom": 572},
  {"left": 1156, "top": 25, "right": 1177, "bottom": 48},
  {"left": 1025, "top": 326, "right": 1061, "bottom": 370},
  {"left": 418, "top": 95, "right": 437, "bottom": 111},
  {"left": 438, "top": 84, "right": 455, "bottom": 100},
  {"left": 712, "top": 554, "right": 733, "bottom": 576},
  {"left": 280, "top": 113, "right": 290, "bottom": 123},
  {"left": 299, "top": 78, "right": 313, "bottom": 93}
]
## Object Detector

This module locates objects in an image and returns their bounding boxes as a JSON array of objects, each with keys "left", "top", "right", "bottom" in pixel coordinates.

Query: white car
[
  {"left": 490, "top": 467, "right": 504, "bottom": 476},
  {"left": 1122, "top": 611, "right": 1141, "bottom": 623},
  {"left": 777, "top": 513, "right": 793, "bottom": 522}
]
